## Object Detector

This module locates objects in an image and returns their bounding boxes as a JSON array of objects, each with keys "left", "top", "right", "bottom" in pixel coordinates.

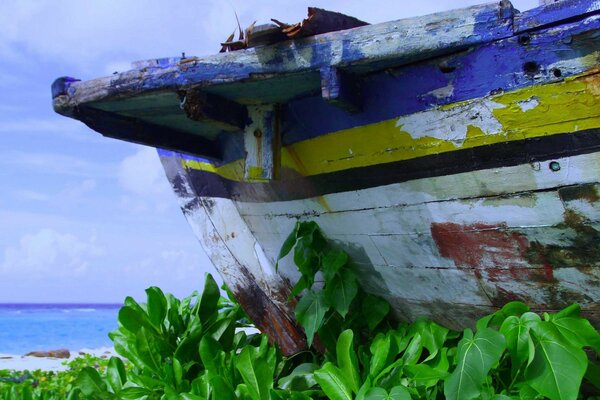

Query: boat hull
[
  {"left": 158, "top": 70, "right": 600, "bottom": 335},
  {"left": 51, "top": 1, "right": 600, "bottom": 352}
]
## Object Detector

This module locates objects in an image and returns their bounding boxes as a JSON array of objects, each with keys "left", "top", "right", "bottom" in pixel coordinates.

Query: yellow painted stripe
[{"left": 182, "top": 70, "right": 600, "bottom": 180}]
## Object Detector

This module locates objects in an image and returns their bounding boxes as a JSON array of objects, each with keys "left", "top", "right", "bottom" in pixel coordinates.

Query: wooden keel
[{"left": 160, "top": 152, "right": 306, "bottom": 355}]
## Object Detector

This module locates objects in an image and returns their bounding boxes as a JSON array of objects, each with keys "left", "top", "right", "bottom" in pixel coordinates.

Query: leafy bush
[
  {"left": 2, "top": 221, "right": 599, "bottom": 399},
  {"left": 0, "top": 354, "right": 108, "bottom": 400},
  {"left": 277, "top": 221, "right": 600, "bottom": 400}
]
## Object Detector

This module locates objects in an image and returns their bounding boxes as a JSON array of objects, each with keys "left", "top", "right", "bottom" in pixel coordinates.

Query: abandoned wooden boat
[{"left": 52, "top": 1, "right": 600, "bottom": 354}]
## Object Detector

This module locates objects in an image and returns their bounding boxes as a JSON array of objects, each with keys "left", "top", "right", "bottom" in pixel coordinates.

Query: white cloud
[
  {"left": 62, "top": 179, "right": 96, "bottom": 199},
  {"left": 124, "top": 246, "right": 214, "bottom": 288},
  {"left": 0, "top": 150, "right": 115, "bottom": 178},
  {"left": 118, "top": 146, "right": 174, "bottom": 213},
  {"left": 1, "top": 228, "right": 104, "bottom": 278},
  {"left": 13, "top": 190, "right": 50, "bottom": 202},
  {"left": 0, "top": 118, "right": 79, "bottom": 133}
]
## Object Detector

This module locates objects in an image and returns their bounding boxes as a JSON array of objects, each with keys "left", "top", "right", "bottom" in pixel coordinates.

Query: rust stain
[
  {"left": 558, "top": 183, "right": 600, "bottom": 204},
  {"left": 526, "top": 210, "right": 600, "bottom": 270}
]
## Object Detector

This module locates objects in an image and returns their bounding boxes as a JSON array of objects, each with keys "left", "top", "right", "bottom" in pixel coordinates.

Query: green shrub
[{"left": 2, "top": 221, "right": 599, "bottom": 399}]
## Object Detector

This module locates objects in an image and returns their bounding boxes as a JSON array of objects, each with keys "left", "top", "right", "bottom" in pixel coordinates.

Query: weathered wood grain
[
  {"left": 160, "top": 154, "right": 306, "bottom": 355},
  {"left": 53, "top": 2, "right": 514, "bottom": 112},
  {"left": 515, "top": 0, "right": 600, "bottom": 32}
]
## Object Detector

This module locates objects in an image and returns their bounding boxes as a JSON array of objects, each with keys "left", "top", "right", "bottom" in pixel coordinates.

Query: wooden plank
[
  {"left": 159, "top": 153, "right": 306, "bottom": 355},
  {"left": 53, "top": 2, "right": 514, "bottom": 109},
  {"left": 244, "top": 105, "right": 280, "bottom": 181},
  {"left": 74, "top": 106, "right": 221, "bottom": 160},
  {"left": 515, "top": 0, "right": 600, "bottom": 33},
  {"left": 180, "top": 89, "right": 247, "bottom": 132},
  {"left": 242, "top": 189, "right": 567, "bottom": 237},
  {"left": 235, "top": 153, "right": 600, "bottom": 217},
  {"left": 320, "top": 67, "right": 361, "bottom": 113}
]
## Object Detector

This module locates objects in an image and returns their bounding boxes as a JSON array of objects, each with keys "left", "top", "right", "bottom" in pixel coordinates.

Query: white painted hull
[{"left": 161, "top": 151, "right": 600, "bottom": 330}]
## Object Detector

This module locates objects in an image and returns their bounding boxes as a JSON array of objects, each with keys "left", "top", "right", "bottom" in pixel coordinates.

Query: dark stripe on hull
[{"left": 183, "top": 128, "right": 600, "bottom": 203}]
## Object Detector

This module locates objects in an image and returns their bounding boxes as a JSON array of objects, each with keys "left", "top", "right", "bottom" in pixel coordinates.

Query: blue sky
[{"left": 0, "top": 0, "right": 538, "bottom": 303}]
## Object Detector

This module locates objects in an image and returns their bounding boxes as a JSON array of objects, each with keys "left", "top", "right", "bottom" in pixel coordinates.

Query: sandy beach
[{"left": 0, "top": 347, "right": 116, "bottom": 371}]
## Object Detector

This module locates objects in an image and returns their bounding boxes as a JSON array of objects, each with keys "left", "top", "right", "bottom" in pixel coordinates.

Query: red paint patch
[
  {"left": 431, "top": 222, "right": 529, "bottom": 271},
  {"left": 430, "top": 222, "right": 555, "bottom": 283}
]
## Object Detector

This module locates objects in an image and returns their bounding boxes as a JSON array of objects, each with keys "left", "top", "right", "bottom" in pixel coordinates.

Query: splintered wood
[{"left": 220, "top": 7, "right": 368, "bottom": 52}]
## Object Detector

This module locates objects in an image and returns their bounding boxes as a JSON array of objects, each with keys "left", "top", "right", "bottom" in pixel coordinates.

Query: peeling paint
[
  {"left": 395, "top": 99, "right": 505, "bottom": 146},
  {"left": 425, "top": 83, "right": 455, "bottom": 99},
  {"left": 517, "top": 96, "right": 540, "bottom": 112}
]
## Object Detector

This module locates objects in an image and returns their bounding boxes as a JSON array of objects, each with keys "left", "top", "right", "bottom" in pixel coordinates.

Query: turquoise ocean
[{"left": 0, "top": 304, "right": 120, "bottom": 355}]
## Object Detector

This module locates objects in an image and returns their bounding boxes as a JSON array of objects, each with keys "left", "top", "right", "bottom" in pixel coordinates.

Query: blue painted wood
[
  {"left": 281, "top": 14, "right": 600, "bottom": 145},
  {"left": 154, "top": 11, "right": 600, "bottom": 165},
  {"left": 57, "top": 2, "right": 513, "bottom": 109},
  {"left": 54, "top": 2, "right": 600, "bottom": 164},
  {"left": 320, "top": 67, "right": 361, "bottom": 113},
  {"left": 515, "top": 0, "right": 600, "bottom": 33}
]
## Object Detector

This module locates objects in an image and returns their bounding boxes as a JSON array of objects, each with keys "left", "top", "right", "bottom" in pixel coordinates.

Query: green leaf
[
  {"left": 500, "top": 312, "right": 541, "bottom": 374},
  {"left": 362, "top": 295, "right": 390, "bottom": 331},
  {"left": 404, "top": 364, "right": 449, "bottom": 388},
  {"left": 547, "top": 304, "right": 600, "bottom": 353},
  {"left": 295, "top": 290, "right": 328, "bottom": 347},
  {"left": 278, "top": 363, "right": 319, "bottom": 391},
  {"left": 180, "top": 393, "right": 206, "bottom": 400},
  {"left": 199, "top": 336, "right": 223, "bottom": 374},
  {"left": 172, "top": 357, "right": 183, "bottom": 387},
  {"left": 321, "top": 250, "right": 348, "bottom": 282},
  {"left": 290, "top": 276, "right": 310, "bottom": 299},
  {"left": 106, "top": 356, "right": 127, "bottom": 394},
  {"left": 324, "top": 269, "right": 358, "bottom": 318},
  {"left": 277, "top": 222, "right": 299, "bottom": 262},
  {"left": 235, "top": 346, "right": 274, "bottom": 400},
  {"left": 118, "top": 305, "right": 153, "bottom": 334},
  {"left": 208, "top": 375, "right": 236, "bottom": 400},
  {"left": 444, "top": 328, "right": 506, "bottom": 400},
  {"left": 198, "top": 273, "right": 220, "bottom": 322},
  {"left": 365, "top": 387, "right": 389, "bottom": 400},
  {"left": 336, "top": 329, "right": 361, "bottom": 394},
  {"left": 294, "top": 235, "right": 318, "bottom": 280},
  {"left": 525, "top": 321, "right": 587, "bottom": 400},
  {"left": 314, "top": 362, "right": 353, "bottom": 400},
  {"left": 389, "top": 386, "right": 411, "bottom": 400},
  {"left": 364, "top": 386, "right": 411, "bottom": 400},
  {"left": 297, "top": 221, "right": 320, "bottom": 238},
  {"left": 119, "top": 386, "right": 153, "bottom": 399},
  {"left": 369, "top": 333, "right": 392, "bottom": 378},
  {"left": 135, "top": 327, "right": 162, "bottom": 373},
  {"left": 146, "top": 286, "right": 168, "bottom": 328},
  {"left": 477, "top": 301, "right": 530, "bottom": 330},
  {"left": 409, "top": 318, "right": 448, "bottom": 362},
  {"left": 76, "top": 367, "right": 108, "bottom": 396}
]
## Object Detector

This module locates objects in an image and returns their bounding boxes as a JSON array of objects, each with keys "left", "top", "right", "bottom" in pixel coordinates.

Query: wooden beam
[
  {"left": 515, "top": 0, "right": 600, "bottom": 33},
  {"left": 244, "top": 105, "right": 280, "bottom": 181},
  {"left": 320, "top": 67, "right": 361, "bottom": 113},
  {"left": 180, "top": 89, "right": 248, "bottom": 132},
  {"left": 53, "top": 2, "right": 515, "bottom": 111},
  {"left": 75, "top": 106, "right": 221, "bottom": 160}
]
